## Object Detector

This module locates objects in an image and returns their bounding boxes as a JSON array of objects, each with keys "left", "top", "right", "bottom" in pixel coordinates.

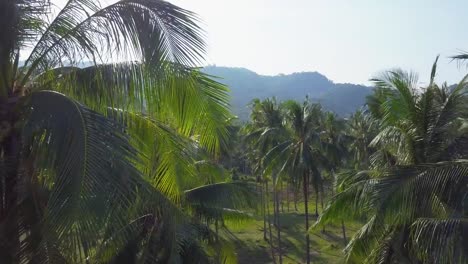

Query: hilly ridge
[{"left": 203, "top": 66, "right": 373, "bottom": 120}]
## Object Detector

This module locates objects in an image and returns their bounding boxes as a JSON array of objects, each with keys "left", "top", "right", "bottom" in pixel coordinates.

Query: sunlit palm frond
[
  {"left": 42, "top": 64, "right": 232, "bottom": 156},
  {"left": 107, "top": 108, "right": 199, "bottom": 203},
  {"left": 20, "top": 0, "right": 205, "bottom": 85}
]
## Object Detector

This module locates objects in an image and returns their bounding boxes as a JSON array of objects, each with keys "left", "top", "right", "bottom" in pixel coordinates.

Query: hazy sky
[{"left": 171, "top": 0, "right": 468, "bottom": 85}]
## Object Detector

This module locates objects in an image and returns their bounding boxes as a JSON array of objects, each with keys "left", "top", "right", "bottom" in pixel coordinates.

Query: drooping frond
[
  {"left": 20, "top": 0, "right": 206, "bottom": 85},
  {"left": 19, "top": 91, "right": 152, "bottom": 262},
  {"left": 409, "top": 218, "right": 468, "bottom": 264},
  {"left": 38, "top": 63, "right": 232, "bottom": 155},
  {"left": 107, "top": 108, "right": 199, "bottom": 203}
]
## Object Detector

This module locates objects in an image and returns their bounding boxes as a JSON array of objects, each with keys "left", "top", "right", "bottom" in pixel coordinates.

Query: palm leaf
[
  {"left": 409, "top": 218, "right": 468, "bottom": 264},
  {"left": 20, "top": 91, "right": 156, "bottom": 262},
  {"left": 20, "top": 0, "right": 205, "bottom": 85}
]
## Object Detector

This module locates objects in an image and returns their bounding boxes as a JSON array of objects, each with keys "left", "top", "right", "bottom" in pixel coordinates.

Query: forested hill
[{"left": 203, "top": 66, "right": 373, "bottom": 120}]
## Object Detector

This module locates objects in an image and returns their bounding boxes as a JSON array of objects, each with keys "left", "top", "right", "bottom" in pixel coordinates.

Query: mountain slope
[{"left": 203, "top": 66, "right": 372, "bottom": 120}]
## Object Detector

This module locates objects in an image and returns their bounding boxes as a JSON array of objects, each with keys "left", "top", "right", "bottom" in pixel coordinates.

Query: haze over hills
[
  {"left": 37, "top": 62, "right": 373, "bottom": 120},
  {"left": 203, "top": 66, "right": 373, "bottom": 120}
]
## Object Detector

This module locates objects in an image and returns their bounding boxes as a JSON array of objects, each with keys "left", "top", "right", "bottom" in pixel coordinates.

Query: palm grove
[
  {"left": 1, "top": 0, "right": 467, "bottom": 263},
  {"left": 244, "top": 57, "right": 468, "bottom": 264}
]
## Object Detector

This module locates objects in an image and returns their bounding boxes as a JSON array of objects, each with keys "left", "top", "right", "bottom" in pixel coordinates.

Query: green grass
[{"left": 226, "top": 198, "right": 361, "bottom": 264}]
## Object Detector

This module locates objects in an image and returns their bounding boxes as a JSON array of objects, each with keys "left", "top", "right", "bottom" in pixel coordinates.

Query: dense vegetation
[
  {"left": 238, "top": 57, "right": 468, "bottom": 263},
  {"left": 1, "top": 0, "right": 467, "bottom": 264},
  {"left": 0, "top": 0, "right": 255, "bottom": 263}
]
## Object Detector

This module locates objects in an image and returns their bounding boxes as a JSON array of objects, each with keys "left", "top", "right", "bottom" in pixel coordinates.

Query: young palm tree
[
  {"left": 0, "top": 0, "right": 240, "bottom": 262},
  {"left": 317, "top": 59, "right": 468, "bottom": 263}
]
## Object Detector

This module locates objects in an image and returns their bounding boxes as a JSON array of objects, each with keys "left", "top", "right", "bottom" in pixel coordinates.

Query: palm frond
[
  {"left": 20, "top": 0, "right": 205, "bottom": 85},
  {"left": 41, "top": 64, "right": 231, "bottom": 156},
  {"left": 108, "top": 108, "right": 199, "bottom": 203},
  {"left": 20, "top": 91, "right": 153, "bottom": 262},
  {"left": 409, "top": 218, "right": 468, "bottom": 264}
]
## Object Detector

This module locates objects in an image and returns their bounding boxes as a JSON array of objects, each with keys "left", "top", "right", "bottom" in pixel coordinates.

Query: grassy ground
[{"left": 226, "top": 198, "right": 361, "bottom": 264}]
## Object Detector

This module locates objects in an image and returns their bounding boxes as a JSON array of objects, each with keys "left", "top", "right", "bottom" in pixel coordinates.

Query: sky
[{"left": 170, "top": 0, "right": 468, "bottom": 85}]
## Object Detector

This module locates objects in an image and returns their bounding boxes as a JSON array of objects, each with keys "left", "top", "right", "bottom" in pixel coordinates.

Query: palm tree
[
  {"left": 320, "top": 112, "right": 348, "bottom": 203},
  {"left": 317, "top": 59, "right": 468, "bottom": 263},
  {"left": 265, "top": 99, "right": 327, "bottom": 264},
  {"left": 0, "top": 0, "right": 239, "bottom": 262},
  {"left": 245, "top": 97, "right": 285, "bottom": 263},
  {"left": 319, "top": 112, "right": 349, "bottom": 235},
  {"left": 346, "top": 109, "right": 377, "bottom": 169}
]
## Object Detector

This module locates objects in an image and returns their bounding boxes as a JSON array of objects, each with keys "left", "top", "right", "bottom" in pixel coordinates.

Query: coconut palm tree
[
  {"left": 317, "top": 59, "right": 468, "bottom": 263},
  {"left": 318, "top": 111, "right": 350, "bottom": 236},
  {"left": 245, "top": 97, "right": 286, "bottom": 263},
  {"left": 320, "top": 112, "right": 348, "bottom": 200},
  {"left": 0, "top": 0, "right": 245, "bottom": 262},
  {"left": 346, "top": 109, "right": 377, "bottom": 169},
  {"left": 264, "top": 99, "right": 327, "bottom": 264}
]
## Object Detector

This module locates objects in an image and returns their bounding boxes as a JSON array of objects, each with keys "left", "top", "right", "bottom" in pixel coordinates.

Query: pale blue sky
[{"left": 172, "top": 0, "right": 468, "bottom": 85}]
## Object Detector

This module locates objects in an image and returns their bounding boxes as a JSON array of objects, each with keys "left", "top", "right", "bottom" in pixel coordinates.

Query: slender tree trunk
[
  {"left": 280, "top": 180, "right": 284, "bottom": 213},
  {"left": 266, "top": 181, "right": 276, "bottom": 264},
  {"left": 321, "top": 188, "right": 325, "bottom": 233},
  {"left": 341, "top": 219, "right": 347, "bottom": 245},
  {"left": 320, "top": 189, "right": 324, "bottom": 211},
  {"left": 275, "top": 186, "right": 283, "bottom": 264},
  {"left": 262, "top": 181, "right": 267, "bottom": 241},
  {"left": 303, "top": 171, "right": 311, "bottom": 264},
  {"left": 294, "top": 186, "right": 298, "bottom": 211},
  {"left": 273, "top": 187, "right": 278, "bottom": 228},
  {"left": 286, "top": 181, "right": 290, "bottom": 212},
  {"left": 315, "top": 191, "right": 319, "bottom": 217},
  {"left": 215, "top": 219, "right": 219, "bottom": 242}
]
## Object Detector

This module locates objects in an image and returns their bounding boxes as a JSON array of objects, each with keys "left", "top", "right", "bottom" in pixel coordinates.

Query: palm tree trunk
[
  {"left": 321, "top": 188, "right": 325, "bottom": 233},
  {"left": 315, "top": 191, "right": 319, "bottom": 217},
  {"left": 286, "top": 181, "right": 290, "bottom": 212},
  {"left": 341, "top": 219, "right": 347, "bottom": 245},
  {"left": 280, "top": 180, "right": 284, "bottom": 213},
  {"left": 303, "top": 171, "right": 311, "bottom": 264},
  {"left": 294, "top": 186, "right": 298, "bottom": 211},
  {"left": 215, "top": 219, "right": 219, "bottom": 242},
  {"left": 275, "top": 186, "right": 283, "bottom": 264},
  {"left": 273, "top": 187, "right": 278, "bottom": 227},
  {"left": 266, "top": 181, "right": 276, "bottom": 264},
  {"left": 262, "top": 181, "right": 267, "bottom": 241},
  {"left": 320, "top": 188, "right": 324, "bottom": 211}
]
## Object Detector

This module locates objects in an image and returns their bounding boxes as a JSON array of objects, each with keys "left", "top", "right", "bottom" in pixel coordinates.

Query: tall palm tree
[
  {"left": 319, "top": 112, "right": 349, "bottom": 236},
  {"left": 317, "top": 59, "right": 468, "bottom": 263},
  {"left": 0, "top": 0, "right": 239, "bottom": 262},
  {"left": 265, "top": 99, "right": 327, "bottom": 264},
  {"left": 320, "top": 112, "right": 348, "bottom": 202},
  {"left": 245, "top": 97, "right": 285, "bottom": 263}
]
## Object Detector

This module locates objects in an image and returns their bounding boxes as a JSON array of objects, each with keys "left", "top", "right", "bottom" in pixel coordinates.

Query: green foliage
[
  {"left": 318, "top": 59, "right": 468, "bottom": 263},
  {"left": 242, "top": 57, "right": 468, "bottom": 264},
  {"left": 0, "top": 0, "right": 254, "bottom": 263}
]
